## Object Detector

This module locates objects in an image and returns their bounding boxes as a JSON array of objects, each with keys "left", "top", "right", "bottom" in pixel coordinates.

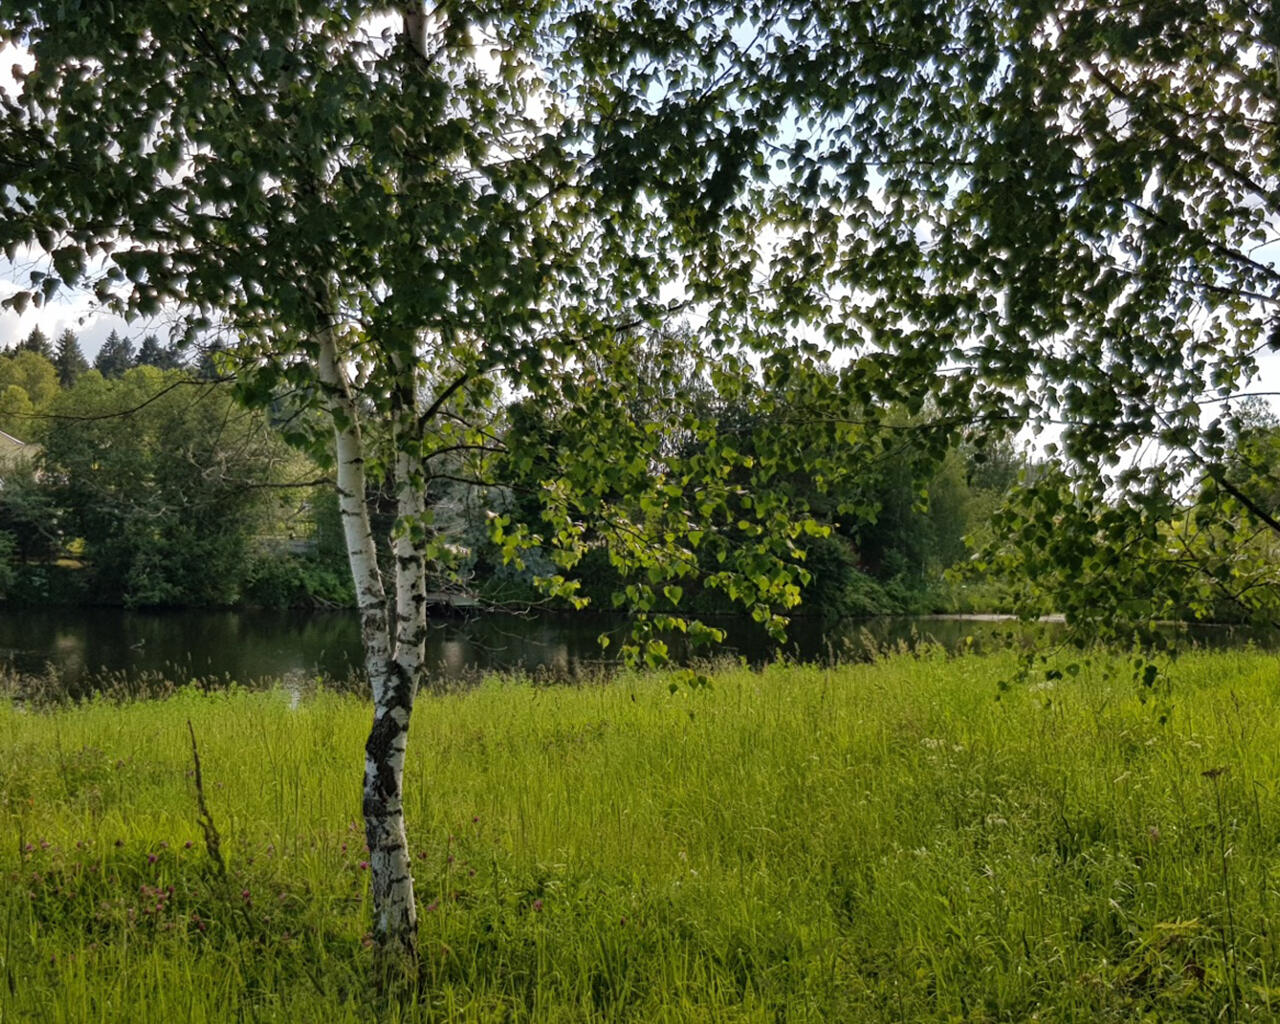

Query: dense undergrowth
[{"left": 3, "top": 649, "right": 1280, "bottom": 1021}]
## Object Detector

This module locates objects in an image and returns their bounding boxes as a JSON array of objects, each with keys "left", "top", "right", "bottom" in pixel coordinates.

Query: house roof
[{"left": 0, "top": 430, "right": 37, "bottom": 467}]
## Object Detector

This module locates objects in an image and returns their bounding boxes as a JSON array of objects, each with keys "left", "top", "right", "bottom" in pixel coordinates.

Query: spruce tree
[
  {"left": 135, "top": 333, "right": 164, "bottom": 367},
  {"left": 135, "top": 333, "right": 183, "bottom": 370},
  {"left": 93, "top": 330, "right": 134, "bottom": 378},
  {"left": 53, "top": 329, "right": 88, "bottom": 387},
  {"left": 18, "top": 326, "right": 52, "bottom": 360}
]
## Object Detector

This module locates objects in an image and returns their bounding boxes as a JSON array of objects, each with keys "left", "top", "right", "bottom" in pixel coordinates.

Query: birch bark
[
  {"left": 301, "top": 4, "right": 439, "bottom": 957},
  {"left": 363, "top": 365, "right": 428, "bottom": 955},
  {"left": 315, "top": 318, "right": 421, "bottom": 957}
]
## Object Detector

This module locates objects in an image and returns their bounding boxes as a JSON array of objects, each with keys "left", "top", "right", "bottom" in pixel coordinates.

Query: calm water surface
[{"left": 1, "top": 607, "right": 1276, "bottom": 691}]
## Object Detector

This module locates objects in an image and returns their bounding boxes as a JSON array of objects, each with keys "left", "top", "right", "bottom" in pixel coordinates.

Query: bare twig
[{"left": 187, "top": 720, "right": 227, "bottom": 879}]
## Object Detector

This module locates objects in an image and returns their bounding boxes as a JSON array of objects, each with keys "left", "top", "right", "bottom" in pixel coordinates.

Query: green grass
[{"left": 4, "top": 648, "right": 1280, "bottom": 1021}]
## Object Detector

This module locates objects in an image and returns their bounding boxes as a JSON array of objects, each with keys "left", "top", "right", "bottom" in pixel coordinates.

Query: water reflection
[
  {"left": 1, "top": 606, "right": 1277, "bottom": 694},
  {"left": 0, "top": 608, "right": 622, "bottom": 690}
]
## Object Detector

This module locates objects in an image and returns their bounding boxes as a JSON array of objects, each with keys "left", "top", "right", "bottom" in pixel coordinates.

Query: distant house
[{"left": 0, "top": 429, "right": 37, "bottom": 471}]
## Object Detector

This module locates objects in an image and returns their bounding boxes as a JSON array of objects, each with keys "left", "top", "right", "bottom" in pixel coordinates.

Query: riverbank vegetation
[
  {"left": 0, "top": 336, "right": 1030, "bottom": 617},
  {"left": 0, "top": 332, "right": 354, "bottom": 609},
  {"left": 6, "top": 333, "right": 1280, "bottom": 632},
  {"left": 4, "top": 649, "right": 1280, "bottom": 1021}
]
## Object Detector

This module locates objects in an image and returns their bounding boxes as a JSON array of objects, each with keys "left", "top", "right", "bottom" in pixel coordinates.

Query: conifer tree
[
  {"left": 53, "top": 329, "right": 88, "bottom": 387},
  {"left": 134, "top": 333, "right": 182, "bottom": 369},
  {"left": 93, "top": 330, "right": 134, "bottom": 378},
  {"left": 18, "top": 325, "right": 52, "bottom": 360}
]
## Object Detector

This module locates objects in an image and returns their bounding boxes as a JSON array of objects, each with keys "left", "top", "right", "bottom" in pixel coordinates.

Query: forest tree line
[
  {"left": 5, "top": 324, "right": 1279, "bottom": 630},
  {"left": 0, "top": 326, "right": 1029, "bottom": 617}
]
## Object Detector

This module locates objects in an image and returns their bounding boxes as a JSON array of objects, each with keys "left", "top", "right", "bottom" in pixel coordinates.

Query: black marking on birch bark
[
  {"left": 366, "top": 712, "right": 405, "bottom": 800},
  {"left": 359, "top": 607, "right": 389, "bottom": 652},
  {"left": 363, "top": 796, "right": 393, "bottom": 857},
  {"left": 390, "top": 658, "right": 416, "bottom": 697}
]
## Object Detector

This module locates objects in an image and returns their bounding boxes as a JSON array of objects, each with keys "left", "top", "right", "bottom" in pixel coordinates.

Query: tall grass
[{"left": 3, "top": 647, "right": 1280, "bottom": 1021}]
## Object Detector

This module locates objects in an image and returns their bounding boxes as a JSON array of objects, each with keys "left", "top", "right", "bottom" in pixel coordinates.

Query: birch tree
[{"left": 0, "top": 2, "right": 877, "bottom": 960}]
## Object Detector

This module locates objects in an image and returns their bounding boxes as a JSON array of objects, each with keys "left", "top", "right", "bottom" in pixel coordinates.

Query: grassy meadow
[{"left": 3, "top": 648, "right": 1280, "bottom": 1021}]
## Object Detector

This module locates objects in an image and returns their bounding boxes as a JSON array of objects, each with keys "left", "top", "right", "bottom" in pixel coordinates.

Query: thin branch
[
  {"left": 21, "top": 376, "right": 235, "bottom": 423},
  {"left": 1211, "top": 472, "right": 1280, "bottom": 538},
  {"left": 1086, "top": 60, "right": 1276, "bottom": 211},
  {"left": 417, "top": 369, "right": 473, "bottom": 429},
  {"left": 423, "top": 442, "right": 506, "bottom": 462},
  {"left": 237, "top": 476, "right": 333, "bottom": 490}
]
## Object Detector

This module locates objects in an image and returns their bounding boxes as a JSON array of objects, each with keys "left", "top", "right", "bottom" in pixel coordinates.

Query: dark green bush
[{"left": 242, "top": 554, "right": 355, "bottom": 608}]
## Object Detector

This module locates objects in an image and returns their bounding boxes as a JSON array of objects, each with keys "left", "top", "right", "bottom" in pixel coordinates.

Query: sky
[{"left": 0, "top": 281, "right": 138, "bottom": 360}]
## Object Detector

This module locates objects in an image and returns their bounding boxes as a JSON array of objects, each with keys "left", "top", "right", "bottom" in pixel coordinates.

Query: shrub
[{"left": 243, "top": 554, "right": 355, "bottom": 608}]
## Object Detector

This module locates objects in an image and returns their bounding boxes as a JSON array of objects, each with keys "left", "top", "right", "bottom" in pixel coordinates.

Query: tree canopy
[
  {"left": 93, "top": 330, "right": 135, "bottom": 378},
  {"left": 3, "top": 0, "right": 1276, "bottom": 958},
  {"left": 719, "top": 0, "right": 1280, "bottom": 632},
  {"left": 18, "top": 324, "right": 52, "bottom": 359},
  {"left": 52, "top": 327, "right": 87, "bottom": 386},
  {"left": 0, "top": 347, "right": 57, "bottom": 436}
]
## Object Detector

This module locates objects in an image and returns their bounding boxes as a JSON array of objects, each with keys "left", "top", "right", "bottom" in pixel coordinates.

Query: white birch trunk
[
  {"left": 316, "top": 321, "right": 420, "bottom": 957},
  {"left": 362, "top": 368, "right": 428, "bottom": 956},
  {"left": 305, "top": 5, "right": 437, "bottom": 962}
]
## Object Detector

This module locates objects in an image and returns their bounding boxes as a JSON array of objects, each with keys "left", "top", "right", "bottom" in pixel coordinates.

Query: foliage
[
  {"left": 0, "top": 383, "right": 34, "bottom": 438},
  {"left": 40, "top": 368, "right": 298, "bottom": 606},
  {"left": 974, "top": 406, "right": 1280, "bottom": 632},
  {"left": 0, "top": 530, "right": 14, "bottom": 597},
  {"left": 242, "top": 552, "right": 356, "bottom": 609},
  {"left": 409, "top": 0, "right": 1280, "bottom": 638},
  {"left": 490, "top": 376, "right": 1029, "bottom": 620},
  {"left": 1220, "top": 401, "right": 1280, "bottom": 521},
  {"left": 0, "top": 562, "right": 88, "bottom": 605},
  {"left": 0, "top": 349, "right": 57, "bottom": 407},
  {"left": 135, "top": 333, "right": 183, "bottom": 370},
  {"left": 310, "top": 486, "right": 349, "bottom": 566},
  {"left": 0, "top": 348, "right": 56, "bottom": 437},
  {"left": 741, "top": 0, "right": 1280, "bottom": 633},
  {"left": 18, "top": 324, "right": 52, "bottom": 359},
  {"left": 0, "top": 458, "right": 59, "bottom": 561}
]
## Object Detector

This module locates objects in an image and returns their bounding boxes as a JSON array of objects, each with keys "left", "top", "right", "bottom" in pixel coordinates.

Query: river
[{"left": 1, "top": 606, "right": 1276, "bottom": 694}]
